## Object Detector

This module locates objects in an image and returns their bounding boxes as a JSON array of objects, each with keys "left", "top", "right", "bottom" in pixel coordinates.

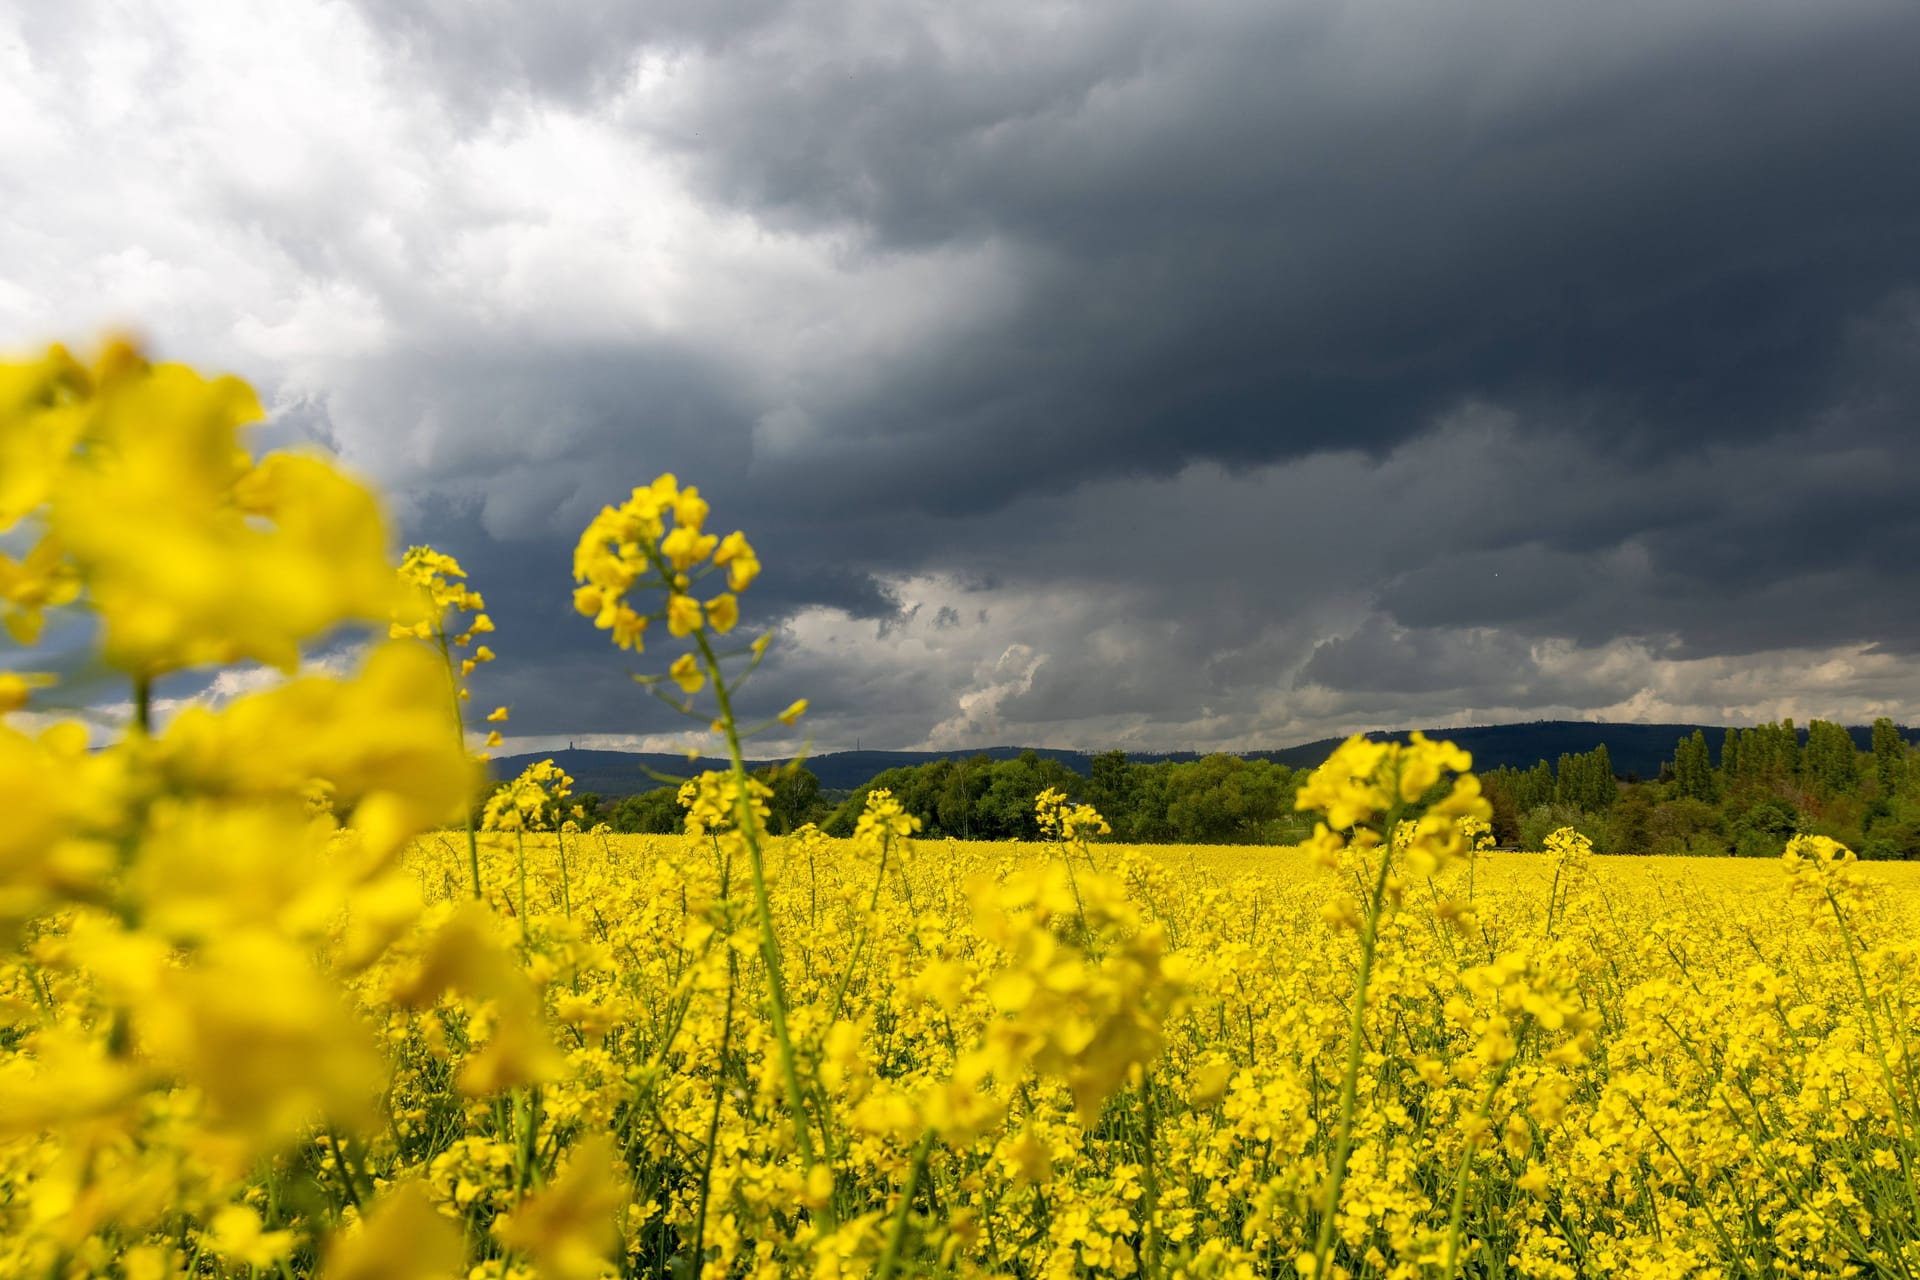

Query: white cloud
[{"left": 0, "top": 0, "right": 1025, "bottom": 514}]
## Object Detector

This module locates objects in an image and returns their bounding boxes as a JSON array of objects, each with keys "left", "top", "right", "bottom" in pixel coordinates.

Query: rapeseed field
[{"left": 4, "top": 342, "right": 1919, "bottom": 1278}]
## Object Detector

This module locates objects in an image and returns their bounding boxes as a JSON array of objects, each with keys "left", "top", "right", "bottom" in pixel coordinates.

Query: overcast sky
[{"left": 6, "top": 0, "right": 1920, "bottom": 755}]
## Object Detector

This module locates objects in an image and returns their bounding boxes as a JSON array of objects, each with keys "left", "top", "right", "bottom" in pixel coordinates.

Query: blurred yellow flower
[
  {"left": 669, "top": 653, "right": 704, "bottom": 695},
  {"left": 713, "top": 530, "right": 760, "bottom": 591},
  {"left": 322, "top": 1181, "right": 464, "bottom": 1280},
  {"left": 666, "top": 593, "right": 702, "bottom": 637},
  {"left": 207, "top": 1205, "right": 295, "bottom": 1270},
  {"left": 495, "top": 1136, "right": 624, "bottom": 1280}
]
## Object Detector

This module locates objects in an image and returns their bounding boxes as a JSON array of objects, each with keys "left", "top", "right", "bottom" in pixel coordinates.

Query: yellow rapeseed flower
[
  {"left": 713, "top": 530, "right": 760, "bottom": 591},
  {"left": 660, "top": 526, "right": 717, "bottom": 572},
  {"left": 207, "top": 1205, "right": 295, "bottom": 1271},
  {"left": 666, "top": 593, "right": 702, "bottom": 637},
  {"left": 669, "top": 653, "right": 704, "bottom": 695},
  {"left": 610, "top": 605, "right": 647, "bottom": 650},
  {"left": 495, "top": 1136, "right": 624, "bottom": 1280},
  {"left": 672, "top": 486, "right": 709, "bottom": 534},
  {"left": 322, "top": 1181, "right": 465, "bottom": 1280}
]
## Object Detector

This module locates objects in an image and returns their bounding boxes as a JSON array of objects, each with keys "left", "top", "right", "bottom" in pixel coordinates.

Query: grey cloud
[
  {"left": 347, "top": 0, "right": 788, "bottom": 119},
  {"left": 612, "top": 0, "right": 1920, "bottom": 493},
  {"left": 341, "top": 0, "right": 1920, "bottom": 503},
  {"left": 1297, "top": 618, "right": 1538, "bottom": 699}
]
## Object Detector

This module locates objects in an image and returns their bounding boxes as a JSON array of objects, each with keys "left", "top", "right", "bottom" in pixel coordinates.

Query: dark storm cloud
[
  {"left": 1297, "top": 617, "right": 1537, "bottom": 699},
  {"left": 343, "top": 1, "right": 1920, "bottom": 490},
  {"left": 349, "top": 1, "right": 1920, "bottom": 479},
  {"left": 630, "top": 0, "right": 1920, "bottom": 493}
]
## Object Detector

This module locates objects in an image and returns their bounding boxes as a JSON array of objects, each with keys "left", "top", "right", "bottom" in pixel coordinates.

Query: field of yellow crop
[
  {"left": 13, "top": 810, "right": 1920, "bottom": 1278},
  {"left": 355, "top": 825, "right": 1920, "bottom": 1280},
  {"left": 5, "top": 342, "right": 1920, "bottom": 1279}
]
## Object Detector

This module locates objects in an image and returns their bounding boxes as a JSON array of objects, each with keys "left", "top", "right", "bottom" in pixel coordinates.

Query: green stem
[
  {"left": 873, "top": 1131, "right": 935, "bottom": 1280},
  {"left": 463, "top": 812, "right": 483, "bottom": 902},
  {"left": 1137, "top": 1075, "right": 1162, "bottom": 1278},
  {"left": 435, "top": 628, "right": 484, "bottom": 900},
  {"left": 690, "top": 948, "right": 738, "bottom": 1273},
  {"left": 323, "top": 1128, "right": 365, "bottom": 1212},
  {"left": 515, "top": 830, "right": 529, "bottom": 944},
  {"left": 1440, "top": 1050, "right": 1519, "bottom": 1276},
  {"left": 512, "top": 1087, "right": 541, "bottom": 1201},
  {"left": 695, "top": 630, "right": 824, "bottom": 1198},
  {"left": 132, "top": 675, "right": 152, "bottom": 734},
  {"left": 1545, "top": 860, "right": 1564, "bottom": 936},
  {"left": 1826, "top": 885, "right": 1920, "bottom": 1225},
  {"left": 824, "top": 831, "right": 892, "bottom": 1027},
  {"left": 1311, "top": 814, "right": 1400, "bottom": 1273}
]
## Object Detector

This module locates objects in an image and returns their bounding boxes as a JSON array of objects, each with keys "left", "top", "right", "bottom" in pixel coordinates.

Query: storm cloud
[{"left": 4, "top": 0, "right": 1919, "bottom": 752}]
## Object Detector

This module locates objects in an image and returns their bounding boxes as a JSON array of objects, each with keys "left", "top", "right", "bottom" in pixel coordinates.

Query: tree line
[
  {"left": 578, "top": 749, "right": 1305, "bottom": 844},
  {"left": 1480, "top": 718, "right": 1920, "bottom": 859},
  {"left": 534, "top": 718, "right": 1919, "bottom": 858}
]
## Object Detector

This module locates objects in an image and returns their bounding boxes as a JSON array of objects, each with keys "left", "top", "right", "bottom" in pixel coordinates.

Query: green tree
[
  {"left": 1514, "top": 760, "right": 1555, "bottom": 813},
  {"left": 1126, "top": 763, "right": 1178, "bottom": 843},
  {"left": 1802, "top": 720, "right": 1858, "bottom": 796},
  {"left": 1592, "top": 744, "right": 1617, "bottom": 811},
  {"left": 1554, "top": 746, "right": 1615, "bottom": 813},
  {"left": 1480, "top": 771, "right": 1522, "bottom": 845},
  {"left": 823, "top": 765, "right": 921, "bottom": 836},
  {"left": 756, "top": 764, "right": 824, "bottom": 834},
  {"left": 1519, "top": 804, "right": 1596, "bottom": 851},
  {"left": 608, "top": 786, "right": 682, "bottom": 833},
  {"left": 1087, "top": 750, "right": 1133, "bottom": 836},
  {"left": 1872, "top": 717, "right": 1906, "bottom": 798},
  {"left": 973, "top": 751, "right": 1083, "bottom": 839},
  {"left": 1672, "top": 730, "right": 1717, "bottom": 804},
  {"left": 1605, "top": 788, "right": 1654, "bottom": 855},
  {"left": 1161, "top": 755, "right": 1294, "bottom": 843},
  {"left": 1861, "top": 794, "right": 1920, "bottom": 860},
  {"left": 1647, "top": 796, "right": 1728, "bottom": 857},
  {"left": 936, "top": 756, "right": 993, "bottom": 838},
  {"left": 1731, "top": 795, "right": 1799, "bottom": 857}
]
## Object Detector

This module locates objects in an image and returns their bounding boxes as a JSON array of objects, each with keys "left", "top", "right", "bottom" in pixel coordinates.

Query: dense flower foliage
[{"left": 4, "top": 340, "right": 1920, "bottom": 1279}]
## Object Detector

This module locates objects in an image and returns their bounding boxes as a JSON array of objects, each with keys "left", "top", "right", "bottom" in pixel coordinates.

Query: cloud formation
[{"left": 4, "top": 0, "right": 1920, "bottom": 750}]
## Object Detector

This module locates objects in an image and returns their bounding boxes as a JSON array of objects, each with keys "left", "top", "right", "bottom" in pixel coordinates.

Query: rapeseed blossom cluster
[
  {"left": 394, "top": 545, "right": 504, "bottom": 743},
  {"left": 0, "top": 340, "right": 482, "bottom": 1275},
  {"left": 4, "top": 338, "right": 1920, "bottom": 1280},
  {"left": 570, "top": 475, "right": 757, "bottom": 655},
  {"left": 391, "top": 543, "right": 507, "bottom": 899}
]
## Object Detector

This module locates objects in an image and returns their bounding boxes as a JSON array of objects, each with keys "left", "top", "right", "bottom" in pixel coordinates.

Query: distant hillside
[
  {"left": 1338, "top": 722, "right": 1723, "bottom": 779},
  {"left": 491, "top": 720, "right": 1913, "bottom": 797}
]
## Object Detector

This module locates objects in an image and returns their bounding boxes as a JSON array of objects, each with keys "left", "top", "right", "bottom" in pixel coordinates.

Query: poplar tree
[
  {"left": 1673, "top": 729, "right": 1717, "bottom": 803},
  {"left": 1803, "top": 720, "right": 1857, "bottom": 795},
  {"left": 1516, "top": 760, "right": 1554, "bottom": 812},
  {"left": 1872, "top": 717, "right": 1906, "bottom": 798},
  {"left": 1593, "top": 743, "right": 1616, "bottom": 811}
]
